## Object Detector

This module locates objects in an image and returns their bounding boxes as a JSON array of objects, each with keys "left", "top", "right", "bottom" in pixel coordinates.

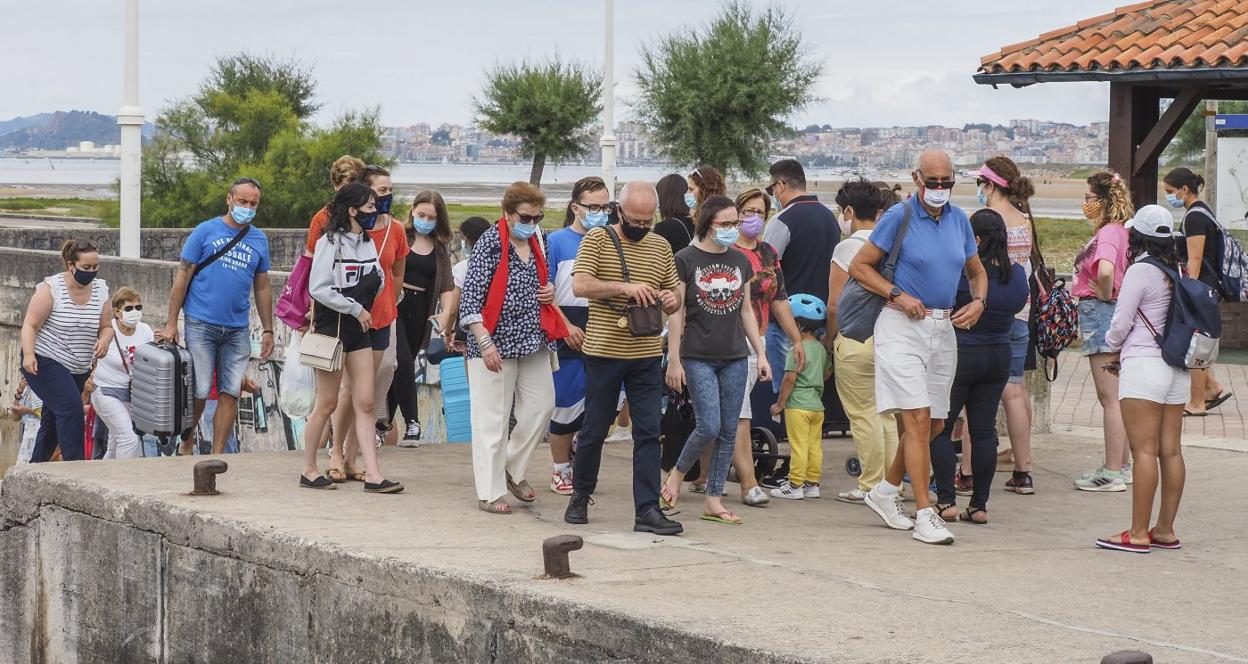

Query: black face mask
[
  {"left": 621, "top": 222, "right": 649, "bottom": 242},
  {"left": 374, "top": 193, "right": 394, "bottom": 215},
  {"left": 72, "top": 267, "right": 97, "bottom": 286}
]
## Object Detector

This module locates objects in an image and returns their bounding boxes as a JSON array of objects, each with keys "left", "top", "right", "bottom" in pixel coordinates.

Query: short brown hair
[
  {"left": 361, "top": 164, "right": 390, "bottom": 186},
  {"left": 111, "top": 286, "right": 140, "bottom": 310},
  {"left": 502, "top": 181, "right": 546, "bottom": 215},
  {"left": 734, "top": 188, "right": 770, "bottom": 219},
  {"left": 564, "top": 176, "right": 608, "bottom": 227},
  {"left": 329, "top": 155, "right": 366, "bottom": 189},
  {"left": 694, "top": 195, "right": 737, "bottom": 240}
]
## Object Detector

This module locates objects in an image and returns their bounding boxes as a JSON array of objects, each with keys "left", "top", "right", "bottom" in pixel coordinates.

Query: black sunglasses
[
  {"left": 765, "top": 180, "right": 782, "bottom": 196},
  {"left": 516, "top": 212, "right": 544, "bottom": 224},
  {"left": 117, "top": 304, "right": 142, "bottom": 312},
  {"left": 921, "top": 178, "right": 956, "bottom": 190}
]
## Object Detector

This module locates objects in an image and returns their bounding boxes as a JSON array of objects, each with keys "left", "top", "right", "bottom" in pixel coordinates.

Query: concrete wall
[
  {"left": 0, "top": 247, "right": 449, "bottom": 474},
  {"left": 0, "top": 227, "right": 311, "bottom": 270},
  {"left": 0, "top": 470, "right": 787, "bottom": 664}
]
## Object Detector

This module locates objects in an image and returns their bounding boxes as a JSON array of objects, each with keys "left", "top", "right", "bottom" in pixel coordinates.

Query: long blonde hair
[{"left": 1087, "top": 170, "right": 1134, "bottom": 230}]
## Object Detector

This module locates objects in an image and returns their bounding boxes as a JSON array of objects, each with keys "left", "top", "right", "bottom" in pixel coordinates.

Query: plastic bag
[{"left": 278, "top": 332, "right": 316, "bottom": 418}]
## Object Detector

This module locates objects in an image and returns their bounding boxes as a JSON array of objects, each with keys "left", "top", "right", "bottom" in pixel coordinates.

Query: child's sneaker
[
  {"left": 769, "top": 480, "right": 805, "bottom": 500},
  {"left": 550, "top": 466, "right": 574, "bottom": 495},
  {"left": 803, "top": 483, "right": 821, "bottom": 499}
]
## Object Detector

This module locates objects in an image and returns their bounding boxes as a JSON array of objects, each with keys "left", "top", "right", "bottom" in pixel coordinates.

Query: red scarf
[{"left": 482, "top": 217, "right": 569, "bottom": 342}]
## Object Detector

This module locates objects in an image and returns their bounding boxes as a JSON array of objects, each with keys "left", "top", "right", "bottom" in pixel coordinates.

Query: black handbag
[{"left": 604, "top": 227, "right": 663, "bottom": 337}]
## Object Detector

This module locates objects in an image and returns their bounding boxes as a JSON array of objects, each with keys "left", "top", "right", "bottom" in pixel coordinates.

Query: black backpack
[{"left": 1138, "top": 257, "right": 1221, "bottom": 369}]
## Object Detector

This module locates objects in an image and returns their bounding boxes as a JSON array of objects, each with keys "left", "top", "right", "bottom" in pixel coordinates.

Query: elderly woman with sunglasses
[{"left": 459, "top": 181, "right": 566, "bottom": 514}]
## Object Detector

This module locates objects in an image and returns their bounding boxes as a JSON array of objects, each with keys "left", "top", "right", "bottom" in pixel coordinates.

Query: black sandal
[
  {"left": 300, "top": 475, "right": 337, "bottom": 490},
  {"left": 936, "top": 502, "right": 958, "bottom": 521},
  {"left": 365, "top": 479, "right": 405, "bottom": 494},
  {"left": 959, "top": 507, "right": 988, "bottom": 525}
]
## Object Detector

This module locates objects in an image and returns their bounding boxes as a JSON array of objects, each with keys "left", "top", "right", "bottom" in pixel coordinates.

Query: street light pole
[
  {"left": 117, "top": 0, "right": 144, "bottom": 259},
  {"left": 599, "top": 0, "right": 617, "bottom": 197}
]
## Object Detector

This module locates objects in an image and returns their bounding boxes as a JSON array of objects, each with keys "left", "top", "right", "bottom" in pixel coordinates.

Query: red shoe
[
  {"left": 1095, "top": 530, "right": 1150, "bottom": 554},
  {"left": 1148, "top": 528, "right": 1182, "bottom": 550}
]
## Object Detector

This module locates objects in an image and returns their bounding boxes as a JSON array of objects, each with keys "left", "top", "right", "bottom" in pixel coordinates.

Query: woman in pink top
[
  {"left": 1072, "top": 171, "right": 1134, "bottom": 493},
  {"left": 1095, "top": 206, "right": 1188, "bottom": 554}
]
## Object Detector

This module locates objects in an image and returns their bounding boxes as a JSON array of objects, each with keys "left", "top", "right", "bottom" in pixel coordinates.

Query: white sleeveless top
[{"left": 34, "top": 273, "right": 109, "bottom": 374}]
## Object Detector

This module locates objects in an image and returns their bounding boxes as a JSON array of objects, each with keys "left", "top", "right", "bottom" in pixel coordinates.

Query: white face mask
[
  {"left": 922, "top": 187, "right": 951, "bottom": 208},
  {"left": 121, "top": 309, "right": 143, "bottom": 326}
]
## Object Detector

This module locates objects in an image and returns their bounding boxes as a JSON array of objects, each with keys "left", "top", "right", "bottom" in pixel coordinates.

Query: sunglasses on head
[{"left": 232, "top": 177, "right": 261, "bottom": 190}]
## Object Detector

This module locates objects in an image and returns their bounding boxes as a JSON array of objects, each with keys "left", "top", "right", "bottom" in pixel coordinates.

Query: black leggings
[
  {"left": 931, "top": 344, "right": 1010, "bottom": 510},
  {"left": 389, "top": 289, "right": 433, "bottom": 426}
]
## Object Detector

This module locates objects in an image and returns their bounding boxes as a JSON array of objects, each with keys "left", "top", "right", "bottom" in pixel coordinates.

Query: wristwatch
[{"left": 888, "top": 286, "right": 902, "bottom": 302}]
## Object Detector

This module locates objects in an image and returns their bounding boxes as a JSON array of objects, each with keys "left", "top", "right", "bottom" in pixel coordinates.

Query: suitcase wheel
[{"left": 845, "top": 455, "right": 862, "bottom": 478}]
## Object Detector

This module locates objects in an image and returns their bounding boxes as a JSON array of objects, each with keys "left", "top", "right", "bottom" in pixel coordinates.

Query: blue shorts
[
  {"left": 1008, "top": 318, "right": 1029, "bottom": 383},
  {"left": 1077, "top": 299, "right": 1116, "bottom": 356},
  {"left": 185, "top": 317, "right": 251, "bottom": 400},
  {"left": 550, "top": 356, "right": 587, "bottom": 435}
]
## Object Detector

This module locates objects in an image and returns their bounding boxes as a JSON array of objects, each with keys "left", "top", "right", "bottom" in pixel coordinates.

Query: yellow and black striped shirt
[{"left": 572, "top": 226, "right": 679, "bottom": 359}]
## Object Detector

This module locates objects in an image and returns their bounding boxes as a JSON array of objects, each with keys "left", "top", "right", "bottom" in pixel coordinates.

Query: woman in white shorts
[{"left": 1095, "top": 205, "right": 1188, "bottom": 554}]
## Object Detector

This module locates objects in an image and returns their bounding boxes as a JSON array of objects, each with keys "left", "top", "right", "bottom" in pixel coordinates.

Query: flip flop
[
  {"left": 1148, "top": 528, "right": 1182, "bottom": 550},
  {"left": 1205, "top": 391, "right": 1233, "bottom": 411},
  {"left": 1183, "top": 409, "right": 1208, "bottom": 417},
  {"left": 660, "top": 483, "right": 680, "bottom": 511},
  {"left": 699, "top": 510, "right": 743, "bottom": 525},
  {"left": 325, "top": 467, "right": 347, "bottom": 483}
]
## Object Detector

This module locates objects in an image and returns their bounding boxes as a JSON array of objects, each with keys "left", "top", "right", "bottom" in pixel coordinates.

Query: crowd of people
[{"left": 11, "top": 149, "right": 1235, "bottom": 551}]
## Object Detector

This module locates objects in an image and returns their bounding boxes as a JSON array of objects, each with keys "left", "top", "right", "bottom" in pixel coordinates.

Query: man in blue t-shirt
[
  {"left": 160, "top": 177, "right": 274, "bottom": 455},
  {"left": 848, "top": 149, "right": 988, "bottom": 547}
]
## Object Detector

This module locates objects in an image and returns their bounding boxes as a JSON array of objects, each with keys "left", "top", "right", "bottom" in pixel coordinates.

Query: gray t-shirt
[{"left": 675, "top": 245, "right": 754, "bottom": 361}]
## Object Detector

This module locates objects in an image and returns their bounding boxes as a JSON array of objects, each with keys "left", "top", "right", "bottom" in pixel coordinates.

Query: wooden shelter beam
[{"left": 1133, "top": 86, "right": 1207, "bottom": 176}]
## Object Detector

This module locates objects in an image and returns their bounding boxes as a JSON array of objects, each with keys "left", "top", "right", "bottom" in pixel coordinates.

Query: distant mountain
[{"left": 0, "top": 110, "right": 155, "bottom": 151}]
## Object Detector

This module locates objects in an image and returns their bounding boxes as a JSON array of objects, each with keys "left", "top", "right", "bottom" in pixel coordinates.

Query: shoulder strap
[
  {"left": 193, "top": 223, "right": 251, "bottom": 277},
  {"left": 605, "top": 226, "right": 631, "bottom": 283},
  {"left": 882, "top": 201, "right": 912, "bottom": 277},
  {"left": 112, "top": 325, "right": 129, "bottom": 374}
]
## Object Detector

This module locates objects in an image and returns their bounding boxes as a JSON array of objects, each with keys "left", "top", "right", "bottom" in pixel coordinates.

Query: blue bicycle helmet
[{"left": 787, "top": 293, "right": 826, "bottom": 325}]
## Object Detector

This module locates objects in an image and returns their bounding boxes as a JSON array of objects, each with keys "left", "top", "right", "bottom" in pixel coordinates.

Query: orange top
[{"left": 305, "top": 208, "right": 409, "bottom": 330}]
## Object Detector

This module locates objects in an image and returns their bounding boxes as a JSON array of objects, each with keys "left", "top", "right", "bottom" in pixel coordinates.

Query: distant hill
[{"left": 0, "top": 110, "right": 154, "bottom": 151}]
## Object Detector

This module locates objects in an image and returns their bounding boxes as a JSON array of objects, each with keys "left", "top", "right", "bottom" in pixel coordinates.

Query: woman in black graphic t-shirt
[{"left": 1163, "top": 167, "right": 1232, "bottom": 415}]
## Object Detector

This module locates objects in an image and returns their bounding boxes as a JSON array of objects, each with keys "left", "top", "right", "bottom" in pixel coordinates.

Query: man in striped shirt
[{"left": 564, "top": 181, "right": 684, "bottom": 535}]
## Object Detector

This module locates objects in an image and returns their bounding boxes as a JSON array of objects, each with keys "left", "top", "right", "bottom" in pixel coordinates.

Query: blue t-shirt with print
[
  {"left": 868, "top": 197, "right": 976, "bottom": 310},
  {"left": 180, "top": 216, "right": 271, "bottom": 328}
]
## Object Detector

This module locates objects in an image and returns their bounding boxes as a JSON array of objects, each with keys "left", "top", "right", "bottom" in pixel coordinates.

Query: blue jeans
[
  {"left": 184, "top": 317, "right": 251, "bottom": 400},
  {"left": 765, "top": 320, "right": 791, "bottom": 394},
  {"left": 676, "top": 358, "right": 748, "bottom": 497},
  {"left": 21, "top": 354, "right": 90, "bottom": 462},
  {"left": 199, "top": 398, "right": 240, "bottom": 454},
  {"left": 573, "top": 356, "right": 664, "bottom": 514}
]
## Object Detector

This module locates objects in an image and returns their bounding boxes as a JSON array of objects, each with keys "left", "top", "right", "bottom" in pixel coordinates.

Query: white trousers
[
  {"left": 90, "top": 391, "right": 144, "bottom": 460},
  {"left": 467, "top": 349, "right": 556, "bottom": 502},
  {"left": 17, "top": 422, "right": 38, "bottom": 464}
]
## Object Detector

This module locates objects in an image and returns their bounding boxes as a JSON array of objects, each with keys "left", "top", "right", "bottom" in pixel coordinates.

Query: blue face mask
[
  {"left": 976, "top": 185, "right": 988, "bottom": 207},
  {"left": 356, "top": 210, "right": 379, "bottom": 230},
  {"left": 583, "top": 211, "right": 608, "bottom": 229},
  {"left": 230, "top": 205, "right": 256, "bottom": 224},
  {"left": 684, "top": 192, "right": 697, "bottom": 210},
  {"left": 412, "top": 219, "right": 437, "bottom": 235},
  {"left": 713, "top": 226, "right": 740, "bottom": 247},
  {"left": 771, "top": 194, "right": 782, "bottom": 212},
  {"left": 1165, "top": 193, "right": 1185, "bottom": 209},
  {"left": 374, "top": 194, "right": 394, "bottom": 215},
  {"left": 512, "top": 221, "right": 538, "bottom": 240}
]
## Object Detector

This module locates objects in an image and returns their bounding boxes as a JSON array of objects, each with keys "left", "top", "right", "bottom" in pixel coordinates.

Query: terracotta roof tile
[{"left": 979, "top": 0, "right": 1248, "bottom": 75}]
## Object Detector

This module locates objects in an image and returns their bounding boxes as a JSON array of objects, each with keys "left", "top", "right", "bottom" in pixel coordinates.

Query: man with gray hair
[{"left": 565, "top": 181, "right": 684, "bottom": 535}]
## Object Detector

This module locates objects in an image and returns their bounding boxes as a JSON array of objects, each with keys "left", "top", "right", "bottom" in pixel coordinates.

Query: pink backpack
[{"left": 275, "top": 254, "right": 312, "bottom": 330}]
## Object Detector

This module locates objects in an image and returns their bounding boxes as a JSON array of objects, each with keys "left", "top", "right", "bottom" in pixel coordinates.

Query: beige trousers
[
  {"left": 834, "top": 334, "right": 900, "bottom": 492},
  {"left": 467, "top": 348, "right": 555, "bottom": 502}
]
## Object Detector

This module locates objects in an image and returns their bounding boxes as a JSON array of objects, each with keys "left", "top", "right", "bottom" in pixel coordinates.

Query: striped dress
[
  {"left": 34, "top": 274, "right": 108, "bottom": 374},
  {"left": 1006, "top": 224, "right": 1033, "bottom": 320}
]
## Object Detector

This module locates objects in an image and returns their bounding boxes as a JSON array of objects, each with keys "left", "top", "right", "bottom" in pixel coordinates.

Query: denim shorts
[
  {"left": 184, "top": 317, "right": 252, "bottom": 399},
  {"left": 1077, "top": 299, "right": 1117, "bottom": 356},
  {"left": 1008, "top": 318, "right": 1029, "bottom": 383}
]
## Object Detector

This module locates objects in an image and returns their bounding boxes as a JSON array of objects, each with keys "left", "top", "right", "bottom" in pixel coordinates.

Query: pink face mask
[{"left": 740, "top": 214, "right": 764, "bottom": 239}]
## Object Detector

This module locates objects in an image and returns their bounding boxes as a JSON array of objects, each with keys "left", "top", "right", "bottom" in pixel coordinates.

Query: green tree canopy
[
  {"left": 123, "top": 53, "right": 389, "bottom": 229},
  {"left": 474, "top": 57, "right": 603, "bottom": 187},
  {"left": 1164, "top": 100, "right": 1248, "bottom": 165},
  {"left": 634, "top": 0, "right": 822, "bottom": 177}
]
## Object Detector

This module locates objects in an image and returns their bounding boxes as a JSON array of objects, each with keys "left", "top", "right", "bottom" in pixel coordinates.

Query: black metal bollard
[
  {"left": 192, "top": 460, "right": 228, "bottom": 496},
  {"left": 541, "top": 535, "right": 584, "bottom": 579}
]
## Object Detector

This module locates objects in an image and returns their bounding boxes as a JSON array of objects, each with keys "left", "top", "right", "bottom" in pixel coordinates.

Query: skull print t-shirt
[{"left": 674, "top": 244, "right": 754, "bottom": 361}]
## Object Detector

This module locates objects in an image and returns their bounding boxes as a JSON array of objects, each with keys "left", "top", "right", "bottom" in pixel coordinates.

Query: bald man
[{"left": 848, "top": 149, "right": 988, "bottom": 546}]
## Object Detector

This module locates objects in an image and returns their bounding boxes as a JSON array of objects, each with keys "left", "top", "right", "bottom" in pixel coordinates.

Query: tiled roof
[{"left": 979, "top": 0, "right": 1248, "bottom": 76}]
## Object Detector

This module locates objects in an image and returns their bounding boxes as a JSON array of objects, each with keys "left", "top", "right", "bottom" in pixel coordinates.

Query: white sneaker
[
  {"left": 1122, "top": 463, "right": 1134, "bottom": 485},
  {"left": 1074, "top": 467, "right": 1126, "bottom": 492},
  {"left": 865, "top": 487, "right": 914, "bottom": 530},
  {"left": 743, "top": 486, "right": 770, "bottom": 506},
  {"left": 803, "top": 484, "right": 821, "bottom": 499},
  {"left": 550, "top": 467, "right": 574, "bottom": 495},
  {"left": 397, "top": 421, "right": 422, "bottom": 448},
  {"left": 835, "top": 488, "right": 867, "bottom": 504},
  {"left": 913, "top": 507, "right": 955, "bottom": 545},
  {"left": 604, "top": 425, "right": 633, "bottom": 443},
  {"left": 768, "top": 480, "right": 805, "bottom": 500}
]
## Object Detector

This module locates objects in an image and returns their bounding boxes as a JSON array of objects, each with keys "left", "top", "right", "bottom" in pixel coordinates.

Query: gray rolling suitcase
[{"left": 130, "top": 341, "right": 196, "bottom": 438}]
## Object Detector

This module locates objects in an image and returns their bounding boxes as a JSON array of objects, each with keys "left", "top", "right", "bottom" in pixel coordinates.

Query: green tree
[
  {"left": 1164, "top": 100, "right": 1248, "bottom": 165},
  {"left": 474, "top": 57, "right": 603, "bottom": 187},
  {"left": 634, "top": 0, "right": 822, "bottom": 176},
  {"left": 124, "top": 53, "right": 390, "bottom": 229}
]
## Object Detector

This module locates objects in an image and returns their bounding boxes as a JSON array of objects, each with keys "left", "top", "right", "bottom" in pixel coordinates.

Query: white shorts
[
  {"left": 873, "top": 306, "right": 957, "bottom": 416},
  {"left": 1119, "top": 355, "right": 1190, "bottom": 405},
  {"left": 738, "top": 339, "right": 764, "bottom": 420}
]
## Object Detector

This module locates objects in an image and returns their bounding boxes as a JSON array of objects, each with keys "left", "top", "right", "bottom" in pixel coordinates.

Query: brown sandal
[
  {"left": 478, "top": 499, "right": 512, "bottom": 514},
  {"left": 506, "top": 474, "right": 536, "bottom": 503},
  {"left": 325, "top": 467, "right": 347, "bottom": 483},
  {"left": 343, "top": 468, "right": 366, "bottom": 482}
]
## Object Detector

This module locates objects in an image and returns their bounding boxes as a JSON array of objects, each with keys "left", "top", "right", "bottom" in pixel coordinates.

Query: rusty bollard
[
  {"left": 541, "top": 535, "right": 584, "bottom": 579},
  {"left": 191, "top": 460, "right": 228, "bottom": 496}
]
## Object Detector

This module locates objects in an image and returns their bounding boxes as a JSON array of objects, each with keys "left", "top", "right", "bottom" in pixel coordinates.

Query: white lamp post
[
  {"left": 117, "top": 0, "right": 143, "bottom": 258},
  {"left": 599, "top": 0, "right": 617, "bottom": 197}
]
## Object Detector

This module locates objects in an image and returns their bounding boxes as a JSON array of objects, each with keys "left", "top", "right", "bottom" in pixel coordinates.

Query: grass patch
[
  {"left": 1034, "top": 216, "right": 1091, "bottom": 274},
  {"left": 0, "top": 197, "right": 111, "bottom": 219},
  {"left": 438, "top": 203, "right": 568, "bottom": 230}
]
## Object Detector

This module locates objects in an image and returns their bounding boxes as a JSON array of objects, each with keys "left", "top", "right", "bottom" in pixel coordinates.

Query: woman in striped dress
[{"left": 20, "top": 239, "right": 113, "bottom": 462}]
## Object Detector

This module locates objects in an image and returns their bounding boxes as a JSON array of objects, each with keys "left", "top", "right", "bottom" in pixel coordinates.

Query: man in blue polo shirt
[
  {"left": 848, "top": 149, "right": 988, "bottom": 546},
  {"left": 161, "top": 177, "right": 275, "bottom": 455}
]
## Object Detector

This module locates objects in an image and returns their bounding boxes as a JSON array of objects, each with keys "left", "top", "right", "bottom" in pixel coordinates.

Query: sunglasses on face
[
  {"left": 516, "top": 212, "right": 544, "bottom": 224},
  {"left": 765, "top": 181, "right": 782, "bottom": 196},
  {"left": 920, "top": 178, "right": 956, "bottom": 190},
  {"left": 117, "top": 304, "right": 142, "bottom": 312}
]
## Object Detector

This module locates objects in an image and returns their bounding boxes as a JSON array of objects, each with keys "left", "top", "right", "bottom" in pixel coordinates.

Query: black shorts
[
  {"left": 369, "top": 325, "right": 391, "bottom": 351},
  {"left": 314, "top": 310, "right": 370, "bottom": 354}
]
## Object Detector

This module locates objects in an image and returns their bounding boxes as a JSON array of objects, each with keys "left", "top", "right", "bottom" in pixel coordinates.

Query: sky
[{"left": 0, "top": 0, "right": 1127, "bottom": 129}]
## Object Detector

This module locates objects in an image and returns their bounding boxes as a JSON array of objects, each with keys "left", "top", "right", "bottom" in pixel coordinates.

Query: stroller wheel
[
  {"left": 750, "top": 427, "right": 779, "bottom": 482},
  {"left": 845, "top": 455, "right": 862, "bottom": 478}
]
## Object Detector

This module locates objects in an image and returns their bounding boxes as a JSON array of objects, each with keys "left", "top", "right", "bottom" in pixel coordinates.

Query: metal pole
[
  {"left": 599, "top": 0, "right": 617, "bottom": 197},
  {"left": 117, "top": 0, "right": 144, "bottom": 258},
  {"left": 1204, "top": 99, "right": 1218, "bottom": 216}
]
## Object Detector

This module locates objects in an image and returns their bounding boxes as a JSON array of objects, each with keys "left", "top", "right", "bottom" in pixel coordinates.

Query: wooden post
[
  {"left": 1108, "top": 83, "right": 1162, "bottom": 210},
  {"left": 1205, "top": 99, "right": 1218, "bottom": 211}
]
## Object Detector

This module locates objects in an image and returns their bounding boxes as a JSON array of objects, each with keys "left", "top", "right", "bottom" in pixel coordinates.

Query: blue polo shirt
[{"left": 868, "top": 197, "right": 976, "bottom": 310}]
